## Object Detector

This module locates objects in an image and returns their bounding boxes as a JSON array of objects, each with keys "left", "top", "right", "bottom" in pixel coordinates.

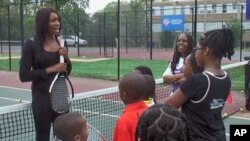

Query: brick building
[{"left": 149, "top": 0, "right": 250, "bottom": 46}]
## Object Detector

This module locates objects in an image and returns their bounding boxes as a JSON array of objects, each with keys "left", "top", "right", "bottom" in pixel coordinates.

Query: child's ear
[
  {"left": 204, "top": 47, "right": 210, "bottom": 56},
  {"left": 123, "top": 92, "right": 127, "bottom": 101},
  {"left": 74, "top": 134, "right": 80, "bottom": 141}
]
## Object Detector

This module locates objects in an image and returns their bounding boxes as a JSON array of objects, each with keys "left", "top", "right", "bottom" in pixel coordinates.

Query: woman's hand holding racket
[{"left": 46, "top": 63, "right": 67, "bottom": 74}]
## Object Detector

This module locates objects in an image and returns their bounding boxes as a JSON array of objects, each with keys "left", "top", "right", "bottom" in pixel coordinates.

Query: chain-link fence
[{"left": 0, "top": 0, "right": 250, "bottom": 75}]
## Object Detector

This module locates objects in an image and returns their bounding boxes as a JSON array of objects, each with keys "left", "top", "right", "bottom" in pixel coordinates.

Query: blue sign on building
[
  {"left": 162, "top": 15, "right": 185, "bottom": 32},
  {"left": 247, "top": 0, "right": 250, "bottom": 19}
]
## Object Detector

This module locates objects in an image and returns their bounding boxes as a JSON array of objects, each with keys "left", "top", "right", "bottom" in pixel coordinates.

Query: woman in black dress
[{"left": 19, "top": 8, "right": 72, "bottom": 141}]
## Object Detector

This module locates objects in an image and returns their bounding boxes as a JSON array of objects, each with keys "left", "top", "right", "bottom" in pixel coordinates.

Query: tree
[
  {"left": 0, "top": 0, "right": 89, "bottom": 40},
  {"left": 124, "top": 0, "right": 146, "bottom": 47},
  {"left": 226, "top": 18, "right": 245, "bottom": 48}
]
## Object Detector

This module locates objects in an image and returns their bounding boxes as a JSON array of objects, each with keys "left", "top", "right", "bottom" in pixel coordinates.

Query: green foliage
[
  {"left": 0, "top": 57, "right": 166, "bottom": 80},
  {"left": 225, "top": 65, "right": 245, "bottom": 91},
  {"left": 125, "top": 0, "right": 146, "bottom": 47},
  {"left": 0, "top": 0, "right": 89, "bottom": 40},
  {"left": 89, "top": 0, "right": 148, "bottom": 47},
  {"left": 226, "top": 18, "right": 245, "bottom": 47},
  {"left": 0, "top": 57, "right": 244, "bottom": 91}
]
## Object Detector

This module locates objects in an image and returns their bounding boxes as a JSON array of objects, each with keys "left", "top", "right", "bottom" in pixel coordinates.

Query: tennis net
[{"left": 0, "top": 61, "right": 247, "bottom": 141}]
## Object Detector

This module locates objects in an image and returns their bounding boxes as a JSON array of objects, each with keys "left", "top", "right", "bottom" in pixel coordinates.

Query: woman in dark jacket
[{"left": 19, "top": 8, "right": 71, "bottom": 141}]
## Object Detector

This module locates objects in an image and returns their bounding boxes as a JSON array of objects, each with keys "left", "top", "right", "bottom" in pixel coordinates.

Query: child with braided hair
[
  {"left": 165, "top": 28, "right": 235, "bottom": 141},
  {"left": 135, "top": 104, "right": 192, "bottom": 141}
]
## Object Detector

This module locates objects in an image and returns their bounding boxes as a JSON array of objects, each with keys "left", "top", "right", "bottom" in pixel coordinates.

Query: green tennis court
[
  {"left": 0, "top": 82, "right": 249, "bottom": 141},
  {"left": 0, "top": 61, "right": 249, "bottom": 141},
  {"left": 0, "top": 85, "right": 31, "bottom": 106},
  {"left": 0, "top": 85, "right": 124, "bottom": 141}
]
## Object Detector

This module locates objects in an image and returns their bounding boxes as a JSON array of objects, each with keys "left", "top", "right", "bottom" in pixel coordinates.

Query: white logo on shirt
[{"left": 210, "top": 99, "right": 225, "bottom": 109}]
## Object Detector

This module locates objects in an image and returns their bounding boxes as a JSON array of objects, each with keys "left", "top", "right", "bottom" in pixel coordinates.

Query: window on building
[
  {"left": 163, "top": 6, "right": 174, "bottom": 15},
  {"left": 190, "top": 7, "right": 194, "bottom": 15},
  {"left": 199, "top": 4, "right": 204, "bottom": 14},
  {"left": 181, "top": 6, "right": 185, "bottom": 14},
  {"left": 207, "top": 4, "right": 212, "bottom": 13},
  {"left": 227, "top": 4, "right": 237, "bottom": 13},
  {"left": 161, "top": 6, "right": 164, "bottom": 15},
  {"left": 216, "top": 4, "right": 222, "bottom": 13},
  {"left": 212, "top": 4, "right": 216, "bottom": 13},
  {"left": 176, "top": 6, "right": 181, "bottom": 14},
  {"left": 233, "top": 3, "right": 237, "bottom": 9},
  {"left": 152, "top": 9, "right": 156, "bottom": 16},
  {"left": 222, "top": 4, "right": 227, "bottom": 13},
  {"left": 153, "top": 7, "right": 160, "bottom": 16},
  {"left": 184, "top": 5, "right": 190, "bottom": 15}
]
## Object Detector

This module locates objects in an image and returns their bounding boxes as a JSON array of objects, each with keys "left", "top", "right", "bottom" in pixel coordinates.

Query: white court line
[
  {"left": 0, "top": 85, "right": 31, "bottom": 104},
  {"left": 89, "top": 97, "right": 123, "bottom": 104},
  {"left": 73, "top": 108, "right": 119, "bottom": 118},
  {"left": 0, "top": 85, "right": 31, "bottom": 92},
  {"left": 230, "top": 115, "right": 250, "bottom": 121},
  {"left": 0, "top": 96, "right": 30, "bottom": 103}
]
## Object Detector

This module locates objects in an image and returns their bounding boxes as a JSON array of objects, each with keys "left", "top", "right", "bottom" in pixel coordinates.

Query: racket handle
[
  {"left": 60, "top": 55, "right": 64, "bottom": 63},
  {"left": 59, "top": 38, "right": 65, "bottom": 63},
  {"left": 60, "top": 38, "right": 65, "bottom": 48}
]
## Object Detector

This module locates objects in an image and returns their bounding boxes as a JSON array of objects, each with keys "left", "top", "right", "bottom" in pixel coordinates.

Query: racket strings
[{"left": 51, "top": 77, "right": 71, "bottom": 113}]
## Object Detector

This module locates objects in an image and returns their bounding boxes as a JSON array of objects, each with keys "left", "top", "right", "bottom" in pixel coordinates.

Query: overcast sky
[
  {"left": 86, "top": 0, "right": 130, "bottom": 14},
  {"left": 85, "top": 0, "right": 116, "bottom": 13}
]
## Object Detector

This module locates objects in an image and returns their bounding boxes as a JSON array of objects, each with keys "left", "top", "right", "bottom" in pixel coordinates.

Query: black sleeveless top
[{"left": 180, "top": 71, "right": 230, "bottom": 141}]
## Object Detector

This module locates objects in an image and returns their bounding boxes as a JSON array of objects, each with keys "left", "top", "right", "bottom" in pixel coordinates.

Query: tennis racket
[
  {"left": 49, "top": 38, "right": 74, "bottom": 114},
  {"left": 87, "top": 123, "right": 107, "bottom": 141}
]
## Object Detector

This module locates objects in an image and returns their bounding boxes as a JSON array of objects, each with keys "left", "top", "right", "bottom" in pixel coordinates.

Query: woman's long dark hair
[
  {"left": 171, "top": 33, "right": 194, "bottom": 73},
  {"left": 34, "top": 8, "right": 61, "bottom": 66}
]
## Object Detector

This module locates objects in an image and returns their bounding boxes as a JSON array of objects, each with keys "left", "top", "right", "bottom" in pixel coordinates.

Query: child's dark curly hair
[
  {"left": 135, "top": 104, "right": 193, "bottom": 141},
  {"left": 199, "top": 28, "right": 234, "bottom": 60},
  {"left": 134, "top": 66, "right": 154, "bottom": 77}
]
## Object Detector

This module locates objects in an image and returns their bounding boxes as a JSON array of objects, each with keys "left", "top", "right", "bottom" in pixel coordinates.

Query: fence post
[
  {"left": 7, "top": 4, "right": 11, "bottom": 71},
  {"left": 0, "top": 18, "right": 2, "bottom": 53},
  {"left": 150, "top": 0, "right": 153, "bottom": 60},
  {"left": 20, "top": 0, "right": 24, "bottom": 50},
  {"left": 244, "top": 56, "right": 250, "bottom": 110},
  {"left": 240, "top": 4, "right": 243, "bottom": 62},
  {"left": 117, "top": 0, "right": 120, "bottom": 80}
]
